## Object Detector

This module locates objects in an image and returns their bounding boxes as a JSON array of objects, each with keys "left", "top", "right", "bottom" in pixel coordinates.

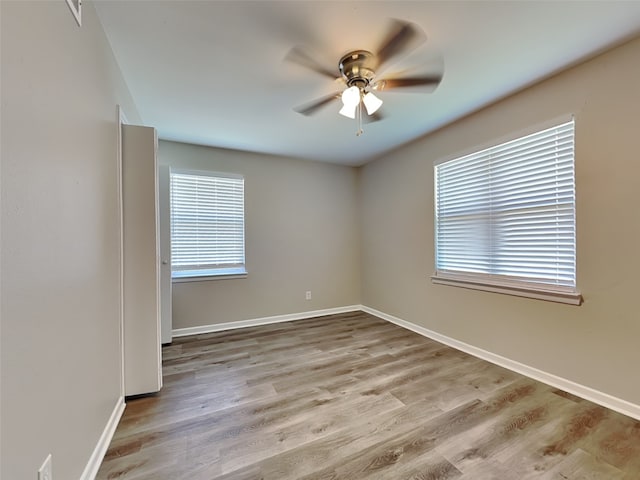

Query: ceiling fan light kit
[
  {"left": 287, "top": 20, "right": 443, "bottom": 136},
  {"left": 338, "top": 82, "right": 383, "bottom": 136}
]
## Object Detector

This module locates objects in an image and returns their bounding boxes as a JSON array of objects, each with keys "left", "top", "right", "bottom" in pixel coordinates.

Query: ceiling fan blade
[
  {"left": 375, "top": 20, "right": 426, "bottom": 70},
  {"left": 285, "top": 47, "right": 337, "bottom": 79},
  {"left": 294, "top": 92, "right": 340, "bottom": 116},
  {"left": 378, "top": 74, "right": 443, "bottom": 91}
]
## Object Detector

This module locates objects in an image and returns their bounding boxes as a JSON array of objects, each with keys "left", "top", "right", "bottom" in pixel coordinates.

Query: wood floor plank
[
  {"left": 540, "top": 448, "right": 627, "bottom": 480},
  {"left": 97, "top": 311, "right": 640, "bottom": 479},
  {"left": 214, "top": 399, "right": 450, "bottom": 480},
  {"left": 436, "top": 381, "right": 575, "bottom": 476},
  {"left": 217, "top": 391, "right": 406, "bottom": 474}
]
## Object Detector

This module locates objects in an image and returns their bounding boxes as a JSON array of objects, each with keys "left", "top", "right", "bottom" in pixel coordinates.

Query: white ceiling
[{"left": 95, "top": 1, "right": 640, "bottom": 166}]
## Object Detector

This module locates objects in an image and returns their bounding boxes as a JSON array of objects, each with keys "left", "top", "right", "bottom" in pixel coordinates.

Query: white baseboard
[
  {"left": 80, "top": 396, "right": 126, "bottom": 480},
  {"left": 361, "top": 306, "right": 640, "bottom": 421},
  {"left": 172, "top": 305, "right": 363, "bottom": 338}
]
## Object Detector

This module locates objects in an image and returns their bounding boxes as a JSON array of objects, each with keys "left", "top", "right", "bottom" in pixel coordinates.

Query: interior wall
[
  {"left": 360, "top": 36, "right": 640, "bottom": 406},
  {"left": 159, "top": 141, "right": 361, "bottom": 330},
  {"left": 1, "top": 1, "right": 140, "bottom": 478}
]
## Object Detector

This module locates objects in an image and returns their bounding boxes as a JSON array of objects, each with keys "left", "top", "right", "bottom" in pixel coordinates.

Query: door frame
[{"left": 116, "top": 105, "right": 128, "bottom": 398}]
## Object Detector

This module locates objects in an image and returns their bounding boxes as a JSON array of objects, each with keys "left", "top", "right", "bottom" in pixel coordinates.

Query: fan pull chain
[{"left": 356, "top": 92, "right": 364, "bottom": 136}]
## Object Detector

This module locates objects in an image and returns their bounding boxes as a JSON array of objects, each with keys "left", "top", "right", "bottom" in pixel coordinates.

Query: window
[
  {"left": 170, "top": 169, "right": 245, "bottom": 280},
  {"left": 433, "top": 118, "right": 581, "bottom": 305}
]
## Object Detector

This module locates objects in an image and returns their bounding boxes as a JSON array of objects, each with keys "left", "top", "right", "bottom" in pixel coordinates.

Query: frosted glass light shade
[
  {"left": 341, "top": 86, "right": 360, "bottom": 107},
  {"left": 339, "top": 86, "right": 361, "bottom": 119},
  {"left": 339, "top": 104, "right": 357, "bottom": 119},
  {"left": 363, "top": 92, "right": 383, "bottom": 115}
]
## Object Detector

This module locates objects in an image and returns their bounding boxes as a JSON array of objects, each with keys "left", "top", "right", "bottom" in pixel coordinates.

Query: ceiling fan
[{"left": 286, "top": 19, "right": 443, "bottom": 136}]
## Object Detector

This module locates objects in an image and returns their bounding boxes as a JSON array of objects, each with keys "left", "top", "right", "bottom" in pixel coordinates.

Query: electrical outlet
[
  {"left": 38, "top": 454, "right": 52, "bottom": 480},
  {"left": 305, "top": 291, "right": 312, "bottom": 300}
]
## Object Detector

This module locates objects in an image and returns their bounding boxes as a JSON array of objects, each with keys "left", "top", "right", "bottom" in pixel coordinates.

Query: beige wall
[
  {"left": 360, "top": 36, "right": 640, "bottom": 406},
  {"left": 1, "top": 1, "right": 140, "bottom": 478},
  {"left": 158, "top": 141, "right": 361, "bottom": 329}
]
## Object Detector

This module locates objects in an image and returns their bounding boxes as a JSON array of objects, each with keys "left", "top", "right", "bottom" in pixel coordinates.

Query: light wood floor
[{"left": 97, "top": 311, "right": 640, "bottom": 479}]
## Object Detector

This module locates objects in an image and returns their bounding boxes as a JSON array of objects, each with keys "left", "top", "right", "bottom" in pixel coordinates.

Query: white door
[
  {"left": 122, "top": 124, "right": 162, "bottom": 396},
  {"left": 158, "top": 164, "right": 173, "bottom": 344}
]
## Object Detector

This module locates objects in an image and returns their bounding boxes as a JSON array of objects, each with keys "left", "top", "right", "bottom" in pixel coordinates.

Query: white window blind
[
  {"left": 434, "top": 119, "right": 580, "bottom": 303},
  {"left": 170, "top": 170, "right": 245, "bottom": 278}
]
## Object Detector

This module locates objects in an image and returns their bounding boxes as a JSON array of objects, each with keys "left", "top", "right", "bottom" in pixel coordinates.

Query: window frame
[
  {"left": 169, "top": 168, "right": 247, "bottom": 282},
  {"left": 431, "top": 116, "right": 582, "bottom": 305}
]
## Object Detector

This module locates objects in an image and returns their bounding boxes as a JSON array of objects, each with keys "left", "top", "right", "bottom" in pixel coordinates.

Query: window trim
[
  {"left": 431, "top": 115, "right": 582, "bottom": 305},
  {"left": 169, "top": 168, "right": 246, "bottom": 281},
  {"left": 172, "top": 266, "right": 247, "bottom": 283},
  {"left": 431, "top": 272, "right": 582, "bottom": 305}
]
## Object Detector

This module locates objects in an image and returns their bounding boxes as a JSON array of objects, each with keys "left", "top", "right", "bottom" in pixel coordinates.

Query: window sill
[
  {"left": 431, "top": 273, "right": 582, "bottom": 306},
  {"left": 172, "top": 267, "right": 247, "bottom": 283}
]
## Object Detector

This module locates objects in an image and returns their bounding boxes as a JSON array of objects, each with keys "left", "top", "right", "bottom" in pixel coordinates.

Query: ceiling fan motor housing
[{"left": 339, "top": 50, "right": 376, "bottom": 89}]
